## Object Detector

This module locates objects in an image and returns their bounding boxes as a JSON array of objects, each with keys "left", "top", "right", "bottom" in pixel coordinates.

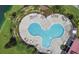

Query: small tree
[
  {"left": 4, "top": 36, "right": 17, "bottom": 48},
  {"left": 11, "top": 12, "right": 16, "bottom": 18},
  {"left": 60, "top": 44, "right": 67, "bottom": 51},
  {"left": 66, "top": 13, "right": 73, "bottom": 19},
  {"left": 77, "top": 22, "right": 79, "bottom": 38}
]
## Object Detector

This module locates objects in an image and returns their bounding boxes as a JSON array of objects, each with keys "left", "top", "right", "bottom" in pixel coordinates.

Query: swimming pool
[{"left": 28, "top": 23, "right": 64, "bottom": 48}]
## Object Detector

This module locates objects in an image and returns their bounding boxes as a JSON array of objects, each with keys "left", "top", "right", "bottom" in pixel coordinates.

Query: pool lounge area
[{"left": 19, "top": 13, "right": 72, "bottom": 53}]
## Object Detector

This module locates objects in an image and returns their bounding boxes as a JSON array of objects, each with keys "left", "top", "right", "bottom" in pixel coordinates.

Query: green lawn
[{"left": 0, "top": 5, "right": 35, "bottom": 54}]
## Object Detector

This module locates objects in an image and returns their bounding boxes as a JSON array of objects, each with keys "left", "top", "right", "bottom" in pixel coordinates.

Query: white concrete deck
[{"left": 19, "top": 13, "right": 72, "bottom": 54}]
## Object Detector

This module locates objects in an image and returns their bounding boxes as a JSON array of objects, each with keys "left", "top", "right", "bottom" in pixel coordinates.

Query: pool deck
[{"left": 19, "top": 13, "right": 72, "bottom": 54}]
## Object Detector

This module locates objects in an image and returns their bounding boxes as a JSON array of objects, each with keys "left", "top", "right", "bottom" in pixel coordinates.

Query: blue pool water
[{"left": 28, "top": 23, "right": 64, "bottom": 48}]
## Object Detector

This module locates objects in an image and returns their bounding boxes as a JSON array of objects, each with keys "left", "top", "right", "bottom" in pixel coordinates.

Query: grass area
[
  {"left": 0, "top": 5, "right": 35, "bottom": 54},
  {"left": 0, "top": 5, "right": 79, "bottom": 54}
]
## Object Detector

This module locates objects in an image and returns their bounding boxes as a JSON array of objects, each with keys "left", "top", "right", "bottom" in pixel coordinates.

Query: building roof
[{"left": 68, "top": 38, "right": 79, "bottom": 54}]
